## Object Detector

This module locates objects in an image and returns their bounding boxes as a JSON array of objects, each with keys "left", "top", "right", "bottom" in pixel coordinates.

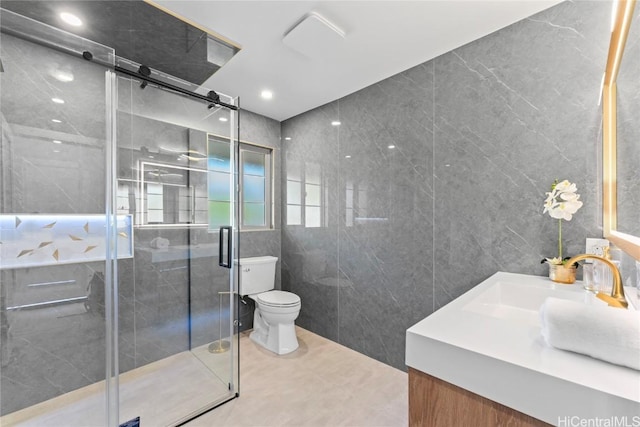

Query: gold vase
[{"left": 548, "top": 263, "right": 576, "bottom": 284}]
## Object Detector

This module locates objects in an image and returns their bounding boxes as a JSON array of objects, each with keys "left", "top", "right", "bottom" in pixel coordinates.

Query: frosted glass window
[
  {"left": 209, "top": 201, "right": 231, "bottom": 227},
  {"left": 178, "top": 187, "right": 192, "bottom": 223},
  {"left": 147, "top": 211, "right": 163, "bottom": 223},
  {"left": 287, "top": 206, "right": 302, "bottom": 225},
  {"left": 305, "top": 184, "right": 321, "bottom": 206},
  {"left": 287, "top": 181, "right": 301, "bottom": 204},
  {"left": 305, "top": 206, "right": 321, "bottom": 228},
  {"left": 243, "top": 175, "right": 265, "bottom": 203},
  {"left": 244, "top": 203, "right": 265, "bottom": 226},
  {"left": 208, "top": 135, "right": 234, "bottom": 230},
  {"left": 240, "top": 143, "right": 272, "bottom": 229},
  {"left": 147, "top": 183, "right": 163, "bottom": 196},
  {"left": 208, "top": 171, "right": 231, "bottom": 201},
  {"left": 243, "top": 151, "right": 265, "bottom": 176},
  {"left": 117, "top": 184, "right": 130, "bottom": 213},
  {"left": 207, "top": 136, "right": 273, "bottom": 230},
  {"left": 207, "top": 138, "right": 231, "bottom": 172},
  {"left": 147, "top": 183, "right": 163, "bottom": 217}
]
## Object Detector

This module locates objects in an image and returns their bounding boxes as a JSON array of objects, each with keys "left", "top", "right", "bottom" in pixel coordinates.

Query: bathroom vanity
[{"left": 406, "top": 272, "right": 640, "bottom": 426}]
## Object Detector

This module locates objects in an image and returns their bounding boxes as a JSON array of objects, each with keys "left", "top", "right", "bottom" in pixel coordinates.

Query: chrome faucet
[{"left": 566, "top": 254, "right": 628, "bottom": 309}]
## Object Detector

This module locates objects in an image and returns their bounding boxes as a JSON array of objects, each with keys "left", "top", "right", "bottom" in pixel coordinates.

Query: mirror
[
  {"left": 117, "top": 163, "right": 208, "bottom": 226},
  {"left": 615, "top": 7, "right": 640, "bottom": 238},
  {"left": 603, "top": 0, "right": 640, "bottom": 260}
]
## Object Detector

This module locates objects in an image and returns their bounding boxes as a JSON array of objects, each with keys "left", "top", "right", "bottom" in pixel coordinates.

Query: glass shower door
[{"left": 114, "top": 70, "right": 239, "bottom": 426}]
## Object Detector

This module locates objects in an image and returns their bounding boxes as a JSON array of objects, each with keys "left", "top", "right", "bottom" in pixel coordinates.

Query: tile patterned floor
[
  {"left": 185, "top": 327, "right": 408, "bottom": 427},
  {"left": 1, "top": 327, "right": 407, "bottom": 426},
  {"left": 2, "top": 347, "right": 233, "bottom": 426}
]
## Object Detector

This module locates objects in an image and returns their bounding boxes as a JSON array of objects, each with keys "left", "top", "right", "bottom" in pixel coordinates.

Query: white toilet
[{"left": 238, "top": 256, "right": 301, "bottom": 355}]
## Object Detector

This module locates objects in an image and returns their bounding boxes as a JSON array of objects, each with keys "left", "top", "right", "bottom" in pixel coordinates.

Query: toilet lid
[{"left": 257, "top": 290, "right": 300, "bottom": 307}]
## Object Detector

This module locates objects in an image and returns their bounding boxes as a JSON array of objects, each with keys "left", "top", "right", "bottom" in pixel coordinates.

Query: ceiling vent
[{"left": 282, "top": 12, "right": 345, "bottom": 59}]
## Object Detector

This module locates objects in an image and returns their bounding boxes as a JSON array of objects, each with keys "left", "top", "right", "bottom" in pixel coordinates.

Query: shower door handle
[{"left": 218, "top": 226, "right": 232, "bottom": 268}]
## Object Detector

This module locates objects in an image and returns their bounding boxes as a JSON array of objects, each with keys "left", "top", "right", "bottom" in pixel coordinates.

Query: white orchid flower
[
  {"left": 543, "top": 191, "right": 558, "bottom": 214},
  {"left": 543, "top": 179, "right": 583, "bottom": 263},
  {"left": 543, "top": 200, "right": 557, "bottom": 214},
  {"left": 543, "top": 180, "right": 582, "bottom": 221},
  {"left": 560, "top": 192, "right": 578, "bottom": 201},
  {"left": 554, "top": 180, "right": 577, "bottom": 193},
  {"left": 549, "top": 205, "right": 573, "bottom": 221}
]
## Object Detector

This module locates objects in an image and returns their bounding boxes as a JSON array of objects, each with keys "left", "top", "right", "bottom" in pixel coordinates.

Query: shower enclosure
[{"left": 0, "top": 9, "right": 240, "bottom": 426}]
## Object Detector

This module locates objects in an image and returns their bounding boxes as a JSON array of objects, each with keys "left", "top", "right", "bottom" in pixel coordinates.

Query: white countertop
[{"left": 406, "top": 272, "right": 640, "bottom": 424}]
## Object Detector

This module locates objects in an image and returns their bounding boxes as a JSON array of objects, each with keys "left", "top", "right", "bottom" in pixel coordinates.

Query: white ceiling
[{"left": 156, "top": 1, "right": 562, "bottom": 122}]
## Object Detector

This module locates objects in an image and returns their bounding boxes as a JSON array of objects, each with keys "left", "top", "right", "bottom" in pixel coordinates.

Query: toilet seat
[{"left": 257, "top": 290, "right": 300, "bottom": 308}]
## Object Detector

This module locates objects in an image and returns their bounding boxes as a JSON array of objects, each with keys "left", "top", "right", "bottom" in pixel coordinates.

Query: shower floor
[{"left": 1, "top": 343, "right": 235, "bottom": 427}]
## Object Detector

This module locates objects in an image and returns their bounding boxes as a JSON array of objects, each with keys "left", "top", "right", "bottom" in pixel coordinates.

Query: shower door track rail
[{"left": 113, "top": 65, "right": 238, "bottom": 111}]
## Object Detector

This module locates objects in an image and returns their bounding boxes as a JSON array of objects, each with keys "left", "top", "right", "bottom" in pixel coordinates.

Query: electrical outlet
[{"left": 585, "top": 238, "right": 609, "bottom": 262}]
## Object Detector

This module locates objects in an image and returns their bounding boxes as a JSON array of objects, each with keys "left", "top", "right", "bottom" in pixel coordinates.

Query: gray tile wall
[
  {"left": 281, "top": 1, "right": 610, "bottom": 370},
  {"left": 1, "top": 34, "right": 111, "bottom": 415}
]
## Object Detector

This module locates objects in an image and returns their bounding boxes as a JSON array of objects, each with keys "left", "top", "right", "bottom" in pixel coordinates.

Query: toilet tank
[{"left": 237, "top": 256, "right": 278, "bottom": 296}]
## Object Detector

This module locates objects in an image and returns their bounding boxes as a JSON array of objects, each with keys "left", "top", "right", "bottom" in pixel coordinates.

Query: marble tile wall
[
  {"left": 281, "top": 103, "right": 340, "bottom": 342},
  {"left": 433, "top": 1, "right": 606, "bottom": 308},
  {"left": 281, "top": 1, "right": 610, "bottom": 370},
  {"left": 1, "top": 34, "right": 111, "bottom": 415}
]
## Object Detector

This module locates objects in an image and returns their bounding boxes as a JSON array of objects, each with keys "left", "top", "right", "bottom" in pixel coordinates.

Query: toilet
[{"left": 237, "top": 256, "right": 301, "bottom": 355}]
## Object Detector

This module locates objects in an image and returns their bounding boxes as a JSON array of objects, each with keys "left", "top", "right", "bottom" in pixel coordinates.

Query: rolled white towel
[{"left": 539, "top": 297, "right": 640, "bottom": 371}]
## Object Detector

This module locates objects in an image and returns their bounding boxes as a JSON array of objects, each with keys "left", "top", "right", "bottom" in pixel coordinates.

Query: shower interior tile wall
[
  {"left": 0, "top": 33, "right": 110, "bottom": 415},
  {"left": 281, "top": 0, "right": 610, "bottom": 370}
]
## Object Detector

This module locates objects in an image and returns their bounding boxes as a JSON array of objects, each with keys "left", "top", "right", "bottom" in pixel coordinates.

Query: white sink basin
[
  {"left": 464, "top": 278, "right": 636, "bottom": 323},
  {"left": 406, "top": 272, "right": 640, "bottom": 425}
]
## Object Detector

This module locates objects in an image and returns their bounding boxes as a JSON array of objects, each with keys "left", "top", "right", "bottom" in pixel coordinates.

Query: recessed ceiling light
[
  {"left": 388, "top": 145, "right": 396, "bottom": 149},
  {"left": 53, "top": 150, "right": 60, "bottom": 153},
  {"left": 51, "top": 98, "right": 65, "bottom": 104},
  {"left": 345, "top": 155, "right": 351, "bottom": 159},
  {"left": 53, "top": 140, "right": 62, "bottom": 144},
  {"left": 284, "top": 137, "right": 292, "bottom": 141},
  {"left": 60, "top": 12, "right": 83, "bottom": 27},
  {"left": 331, "top": 121, "right": 341, "bottom": 126},
  {"left": 148, "top": 155, "right": 155, "bottom": 159},
  {"left": 219, "top": 117, "right": 228, "bottom": 122},
  {"left": 51, "top": 119, "right": 62, "bottom": 123},
  {"left": 261, "top": 90, "right": 273, "bottom": 100},
  {"left": 51, "top": 70, "right": 74, "bottom": 82}
]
